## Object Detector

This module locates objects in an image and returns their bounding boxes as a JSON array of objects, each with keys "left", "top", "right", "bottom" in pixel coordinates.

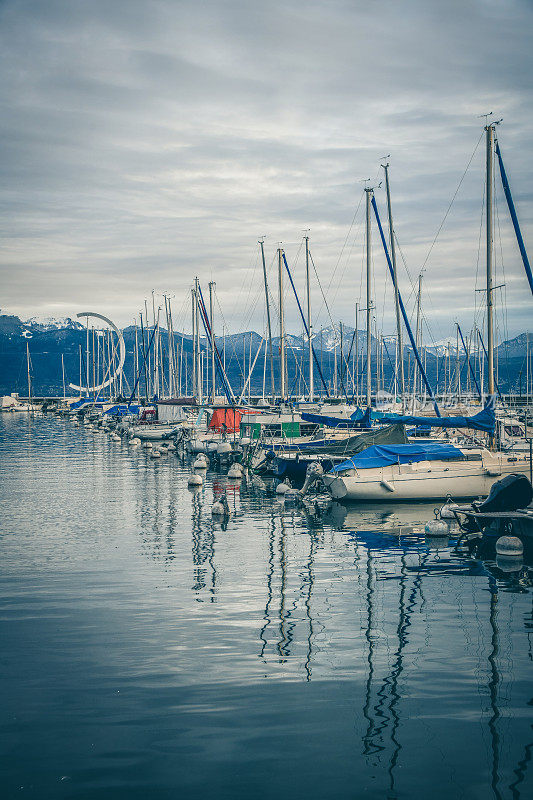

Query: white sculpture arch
[{"left": 68, "top": 312, "right": 126, "bottom": 395}]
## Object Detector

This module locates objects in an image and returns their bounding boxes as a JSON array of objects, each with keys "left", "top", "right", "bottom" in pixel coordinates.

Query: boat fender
[
  {"left": 284, "top": 488, "right": 299, "bottom": 503},
  {"left": 380, "top": 480, "right": 395, "bottom": 492},
  {"left": 425, "top": 520, "right": 449, "bottom": 537},
  {"left": 212, "top": 493, "right": 230, "bottom": 517},
  {"left": 439, "top": 502, "right": 459, "bottom": 520},
  {"left": 495, "top": 535, "right": 523, "bottom": 557}
]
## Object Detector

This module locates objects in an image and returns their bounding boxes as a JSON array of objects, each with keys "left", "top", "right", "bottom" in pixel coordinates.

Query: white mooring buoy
[
  {"left": 276, "top": 479, "right": 291, "bottom": 495},
  {"left": 424, "top": 520, "right": 449, "bottom": 537},
  {"left": 227, "top": 464, "right": 243, "bottom": 479},
  {"left": 495, "top": 535, "right": 523, "bottom": 558}
]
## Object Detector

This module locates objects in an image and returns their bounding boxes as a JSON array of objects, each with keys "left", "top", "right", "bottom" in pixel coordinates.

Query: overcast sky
[{"left": 1, "top": 0, "right": 532, "bottom": 344}]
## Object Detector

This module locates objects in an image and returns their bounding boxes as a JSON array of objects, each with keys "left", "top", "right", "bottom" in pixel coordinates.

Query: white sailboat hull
[
  {"left": 132, "top": 425, "right": 182, "bottom": 441},
  {"left": 323, "top": 452, "right": 532, "bottom": 501}
]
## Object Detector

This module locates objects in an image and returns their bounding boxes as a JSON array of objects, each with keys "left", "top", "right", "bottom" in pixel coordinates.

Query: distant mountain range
[{"left": 0, "top": 313, "right": 531, "bottom": 397}]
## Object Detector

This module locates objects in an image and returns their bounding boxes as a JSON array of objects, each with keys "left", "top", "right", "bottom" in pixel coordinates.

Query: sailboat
[{"left": 323, "top": 122, "right": 533, "bottom": 502}]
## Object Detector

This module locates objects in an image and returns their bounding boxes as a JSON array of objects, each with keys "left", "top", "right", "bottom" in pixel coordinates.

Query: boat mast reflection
[
  {"left": 487, "top": 571, "right": 503, "bottom": 800},
  {"left": 190, "top": 489, "right": 217, "bottom": 599},
  {"left": 259, "top": 510, "right": 276, "bottom": 660},
  {"left": 258, "top": 507, "right": 318, "bottom": 675},
  {"left": 360, "top": 535, "right": 430, "bottom": 792}
]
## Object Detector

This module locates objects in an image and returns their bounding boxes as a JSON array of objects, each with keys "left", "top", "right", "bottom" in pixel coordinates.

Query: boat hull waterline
[{"left": 323, "top": 454, "right": 533, "bottom": 501}]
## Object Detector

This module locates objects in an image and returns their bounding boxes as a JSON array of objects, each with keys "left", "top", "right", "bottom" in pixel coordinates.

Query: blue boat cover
[
  {"left": 301, "top": 407, "right": 372, "bottom": 429},
  {"left": 69, "top": 399, "right": 97, "bottom": 410},
  {"left": 103, "top": 404, "right": 140, "bottom": 416},
  {"left": 371, "top": 401, "right": 494, "bottom": 433},
  {"left": 310, "top": 397, "right": 495, "bottom": 434},
  {"left": 331, "top": 442, "right": 464, "bottom": 472}
]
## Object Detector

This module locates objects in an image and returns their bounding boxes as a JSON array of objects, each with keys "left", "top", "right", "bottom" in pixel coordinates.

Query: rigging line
[
  {"left": 314, "top": 189, "right": 365, "bottom": 323},
  {"left": 233, "top": 245, "right": 261, "bottom": 333},
  {"left": 420, "top": 130, "right": 484, "bottom": 273},
  {"left": 473, "top": 178, "right": 487, "bottom": 331},
  {"left": 310, "top": 249, "right": 340, "bottom": 343},
  {"left": 326, "top": 216, "right": 366, "bottom": 316},
  {"left": 211, "top": 294, "right": 248, "bottom": 383},
  {"left": 393, "top": 234, "right": 418, "bottom": 307},
  {"left": 394, "top": 231, "right": 441, "bottom": 349},
  {"left": 494, "top": 178, "right": 510, "bottom": 364}
]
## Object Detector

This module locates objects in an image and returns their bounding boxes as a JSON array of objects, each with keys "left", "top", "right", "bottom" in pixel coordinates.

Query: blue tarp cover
[
  {"left": 103, "top": 404, "right": 140, "bottom": 416},
  {"left": 301, "top": 407, "right": 372, "bottom": 429},
  {"left": 372, "top": 401, "right": 495, "bottom": 433},
  {"left": 303, "top": 400, "right": 494, "bottom": 433},
  {"left": 331, "top": 442, "right": 464, "bottom": 472}
]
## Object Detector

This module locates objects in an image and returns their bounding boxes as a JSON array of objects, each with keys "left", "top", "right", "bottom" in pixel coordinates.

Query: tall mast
[
  {"left": 134, "top": 322, "right": 139, "bottom": 401},
  {"left": 194, "top": 277, "right": 201, "bottom": 403},
  {"left": 333, "top": 341, "right": 338, "bottom": 397},
  {"left": 62, "top": 353, "right": 66, "bottom": 401},
  {"left": 191, "top": 287, "right": 196, "bottom": 400},
  {"left": 355, "top": 303, "right": 359, "bottom": 404},
  {"left": 26, "top": 341, "right": 31, "bottom": 403},
  {"left": 249, "top": 331, "right": 253, "bottom": 400},
  {"left": 151, "top": 291, "right": 158, "bottom": 398},
  {"left": 340, "top": 321, "right": 344, "bottom": 395},
  {"left": 411, "top": 274, "right": 422, "bottom": 413},
  {"left": 92, "top": 327, "right": 96, "bottom": 400},
  {"left": 527, "top": 332, "right": 530, "bottom": 401},
  {"left": 259, "top": 239, "right": 275, "bottom": 402},
  {"left": 456, "top": 323, "right": 461, "bottom": 404},
  {"left": 85, "top": 315, "right": 89, "bottom": 396},
  {"left": 305, "top": 234, "right": 314, "bottom": 401},
  {"left": 209, "top": 281, "right": 216, "bottom": 403},
  {"left": 164, "top": 296, "right": 171, "bottom": 398},
  {"left": 383, "top": 163, "right": 405, "bottom": 410},
  {"left": 365, "top": 188, "right": 373, "bottom": 409},
  {"left": 165, "top": 297, "right": 172, "bottom": 397},
  {"left": 278, "top": 247, "right": 286, "bottom": 401},
  {"left": 486, "top": 122, "right": 495, "bottom": 398}
]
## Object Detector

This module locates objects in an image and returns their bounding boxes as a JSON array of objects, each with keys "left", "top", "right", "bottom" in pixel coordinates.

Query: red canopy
[{"left": 208, "top": 408, "right": 252, "bottom": 433}]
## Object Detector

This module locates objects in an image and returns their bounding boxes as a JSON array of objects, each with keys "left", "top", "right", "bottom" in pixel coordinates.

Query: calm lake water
[{"left": 1, "top": 414, "right": 532, "bottom": 800}]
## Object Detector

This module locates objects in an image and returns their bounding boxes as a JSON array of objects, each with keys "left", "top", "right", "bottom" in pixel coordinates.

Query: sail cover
[
  {"left": 264, "top": 423, "right": 407, "bottom": 455},
  {"left": 371, "top": 402, "right": 495, "bottom": 433},
  {"left": 301, "top": 407, "right": 372, "bottom": 429},
  {"left": 331, "top": 442, "right": 465, "bottom": 472},
  {"left": 303, "top": 402, "right": 494, "bottom": 433}
]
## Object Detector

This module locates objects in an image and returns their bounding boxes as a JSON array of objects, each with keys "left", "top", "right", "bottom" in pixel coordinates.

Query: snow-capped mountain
[{"left": 24, "top": 316, "right": 85, "bottom": 332}]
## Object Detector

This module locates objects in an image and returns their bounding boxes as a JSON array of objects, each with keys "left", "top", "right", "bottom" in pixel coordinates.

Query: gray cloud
[{"left": 1, "top": 0, "right": 532, "bottom": 345}]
